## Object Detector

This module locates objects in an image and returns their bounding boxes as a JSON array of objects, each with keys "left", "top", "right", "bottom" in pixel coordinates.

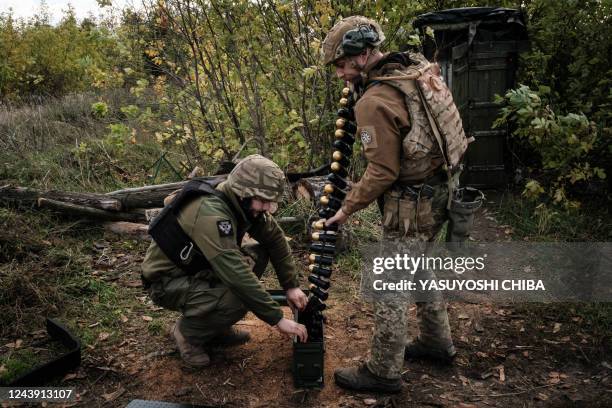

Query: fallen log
[
  {"left": 37, "top": 198, "right": 145, "bottom": 222},
  {"left": 1, "top": 175, "right": 325, "bottom": 229},
  {"left": 106, "top": 176, "right": 226, "bottom": 209},
  {"left": 291, "top": 176, "right": 327, "bottom": 202},
  {"left": 104, "top": 222, "right": 150, "bottom": 240},
  {"left": 1, "top": 185, "right": 122, "bottom": 211}
]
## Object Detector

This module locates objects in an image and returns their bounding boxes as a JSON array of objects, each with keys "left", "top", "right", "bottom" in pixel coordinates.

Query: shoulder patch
[
  {"left": 360, "top": 129, "right": 372, "bottom": 144},
  {"left": 357, "top": 126, "right": 377, "bottom": 149},
  {"left": 216, "top": 219, "right": 233, "bottom": 237}
]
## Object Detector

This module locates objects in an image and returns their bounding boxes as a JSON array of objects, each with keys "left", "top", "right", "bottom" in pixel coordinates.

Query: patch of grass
[
  {"left": 344, "top": 202, "right": 383, "bottom": 243},
  {"left": 0, "top": 91, "right": 185, "bottom": 192},
  {"left": 493, "top": 191, "right": 611, "bottom": 355},
  {"left": 0, "top": 348, "right": 39, "bottom": 384},
  {"left": 494, "top": 191, "right": 612, "bottom": 241},
  {"left": 147, "top": 319, "right": 165, "bottom": 336},
  {"left": 335, "top": 248, "right": 364, "bottom": 282}
]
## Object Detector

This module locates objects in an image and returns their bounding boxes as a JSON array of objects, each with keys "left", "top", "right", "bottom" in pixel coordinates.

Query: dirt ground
[{"left": 2, "top": 203, "right": 611, "bottom": 408}]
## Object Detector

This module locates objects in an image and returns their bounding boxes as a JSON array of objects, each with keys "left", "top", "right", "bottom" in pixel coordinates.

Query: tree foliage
[
  {"left": 1, "top": 0, "right": 610, "bottom": 202},
  {"left": 0, "top": 9, "right": 120, "bottom": 100},
  {"left": 496, "top": 0, "right": 611, "bottom": 208}
]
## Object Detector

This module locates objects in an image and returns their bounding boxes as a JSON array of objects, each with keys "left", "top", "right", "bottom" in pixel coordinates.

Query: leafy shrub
[{"left": 494, "top": 85, "right": 606, "bottom": 208}]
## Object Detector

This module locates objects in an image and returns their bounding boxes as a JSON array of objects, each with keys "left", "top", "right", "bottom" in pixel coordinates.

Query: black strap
[{"left": 148, "top": 179, "right": 243, "bottom": 275}]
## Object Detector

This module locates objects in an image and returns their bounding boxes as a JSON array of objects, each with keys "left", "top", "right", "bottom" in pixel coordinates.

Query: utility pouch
[
  {"left": 387, "top": 185, "right": 436, "bottom": 236},
  {"left": 446, "top": 187, "right": 484, "bottom": 250},
  {"left": 382, "top": 190, "right": 401, "bottom": 231}
]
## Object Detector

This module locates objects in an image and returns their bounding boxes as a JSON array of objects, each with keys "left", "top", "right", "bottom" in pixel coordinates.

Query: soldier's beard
[{"left": 240, "top": 197, "right": 265, "bottom": 220}]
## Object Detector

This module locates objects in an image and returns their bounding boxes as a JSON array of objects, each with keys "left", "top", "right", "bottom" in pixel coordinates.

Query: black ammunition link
[{"left": 304, "top": 87, "right": 355, "bottom": 337}]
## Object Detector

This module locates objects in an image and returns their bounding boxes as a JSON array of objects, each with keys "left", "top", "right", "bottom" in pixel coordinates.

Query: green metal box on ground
[
  {"left": 267, "top": 290, "right": 324, "bottom": 388},
  {"left": 292, "top": 309, "right": 324, "bottom": 388},
  {"left": 414, "top": 7, "right": 529, "bottom": 188}
]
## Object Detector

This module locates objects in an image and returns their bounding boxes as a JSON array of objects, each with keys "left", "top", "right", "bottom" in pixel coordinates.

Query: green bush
[{"left": 494, "top": 85, "right": 606, "bottom": 209}]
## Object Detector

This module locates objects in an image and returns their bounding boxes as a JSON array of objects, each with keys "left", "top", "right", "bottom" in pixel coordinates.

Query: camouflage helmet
[
  {"left": 227, "top": 154, "right": 285, "bottom": 203},
  {"left": 321, "top": 16, "right": 385, "bottom": 65}
]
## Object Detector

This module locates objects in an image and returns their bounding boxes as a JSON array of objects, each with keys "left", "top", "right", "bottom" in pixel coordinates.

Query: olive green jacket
[{"left": 141, "top": 181, "right": 299, "bottom": 325}]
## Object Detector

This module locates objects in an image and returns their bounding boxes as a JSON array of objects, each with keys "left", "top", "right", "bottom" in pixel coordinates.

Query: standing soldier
[
  {"left": 322, "top": 16, "right": 470, "bottom": 392},
  {"left": 141, "top": 155, "right": 308, "bottom": 367}
]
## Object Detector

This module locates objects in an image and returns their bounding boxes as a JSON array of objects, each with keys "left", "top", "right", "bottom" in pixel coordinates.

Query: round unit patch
[
  {"left": 217, "top": 220, "right": 233, "bottom": 237},
  {"left": 360, "top": 129, "right": 372, "bottom": 144}
]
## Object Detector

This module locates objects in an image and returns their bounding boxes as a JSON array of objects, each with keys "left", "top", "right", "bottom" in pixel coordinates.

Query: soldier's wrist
[
  {"left": 341, "top": 205, "right": 353, "bottom": 216},
  {"left": 268, "top": 311, "right": 283, "bottom": 326},
  {"left": 282, "top": 280, "right": 299, "bottom": 291}
]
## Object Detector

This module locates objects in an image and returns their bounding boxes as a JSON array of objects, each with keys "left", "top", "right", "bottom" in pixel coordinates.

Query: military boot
[
  {"left": 208, "top": 327, "right": 251, "bottom": 348},
  {"left": 171, "top": 322, "right": 210, "bottom": 367},
  {"left": 334, "top": 364, "right": 402, "bottom": 393},
  {"left": 404, "top": 339, "right": 456, "bottom": 365}
]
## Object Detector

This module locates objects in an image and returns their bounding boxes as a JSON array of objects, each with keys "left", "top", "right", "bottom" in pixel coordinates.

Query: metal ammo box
[
  {"left": 267, "top": 290, "right": 324, "bottom": 387},
  {"left": 292, "top": 308, "right": 324, "bottom": 388}
]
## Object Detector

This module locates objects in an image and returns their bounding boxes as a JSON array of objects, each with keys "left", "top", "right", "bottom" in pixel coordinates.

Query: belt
[{"left": 391, "top": 183, "right": 435, "bottom": 200}]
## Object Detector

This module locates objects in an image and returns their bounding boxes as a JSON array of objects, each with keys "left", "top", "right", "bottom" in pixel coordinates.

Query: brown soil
[{"left": 2, "top": 202, "right": 611, "bottom": 408}]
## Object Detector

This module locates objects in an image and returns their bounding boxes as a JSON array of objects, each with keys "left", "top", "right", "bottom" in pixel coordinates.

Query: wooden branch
[
  {"left": 1, "top": 185, "right": 122, "bottom": 211},
  {"left": 37, "top": 198, "right": 145, "bottom": 222},
  {"left": 104, "top": 222, "right": 150, "bottom": 240},
  {"left": 2, "top": 176, "right": 322, "bottom": 232},
  {"left": 105, "top": 175, "right": 226, "bottom": 209}
]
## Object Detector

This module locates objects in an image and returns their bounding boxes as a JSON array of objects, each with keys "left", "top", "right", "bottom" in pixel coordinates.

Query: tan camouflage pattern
[
  {"left": 372, "top": 53, "right": 469, "bottom": 177},
  {"left": 414, "top": 54, "right": 469, "bottom": 169},
  {"left": 321, "top": 16, "right": 385, "bottom": 65},
  {"left": 227, "top": 154, "right": 286, "bottom": 202},
  {"left": 367, "top": 183, "right": 455, "bottom": 379}
]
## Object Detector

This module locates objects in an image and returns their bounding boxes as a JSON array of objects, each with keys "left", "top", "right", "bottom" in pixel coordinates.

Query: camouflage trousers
[
  {"left": 147, "top": 243, "right": 268, "bottom": 345},
  {"left": 367, "top": 183, "right": 454, "bottom": 379}
]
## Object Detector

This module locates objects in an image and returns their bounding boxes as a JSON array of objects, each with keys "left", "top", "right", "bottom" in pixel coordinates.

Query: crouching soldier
[{"left": 141, "top": 155, "right": 308, "bottom": 367}]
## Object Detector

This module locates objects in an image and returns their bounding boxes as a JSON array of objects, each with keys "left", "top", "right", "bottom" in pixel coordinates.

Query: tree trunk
[
  {"left": 1, "top": 175, "right": 326, "bottom": 227},
  {"left": 37, "top": 198, "right": 146, "bottom": 222},
  {"left": 105, "top": 175, "right": 226, "bottom": 209},
  {"left": 1, "top": 185, "right": 122, "bottom": 211}
]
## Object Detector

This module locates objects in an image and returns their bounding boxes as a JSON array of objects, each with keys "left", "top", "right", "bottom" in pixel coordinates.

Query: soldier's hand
[
  {"left": 275, "top": 318, "right": 308, "bottom": 342},
  {"left": 325, "top": 208, "right": 349, "bottom": 226},
  {"left": 286, "top": 288, "right": 308, "bottom": 311}
]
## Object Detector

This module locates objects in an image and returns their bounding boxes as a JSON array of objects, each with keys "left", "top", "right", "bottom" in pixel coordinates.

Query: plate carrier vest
[{"left": 148, "top": 178, "right": 244, "bottom": 274}]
